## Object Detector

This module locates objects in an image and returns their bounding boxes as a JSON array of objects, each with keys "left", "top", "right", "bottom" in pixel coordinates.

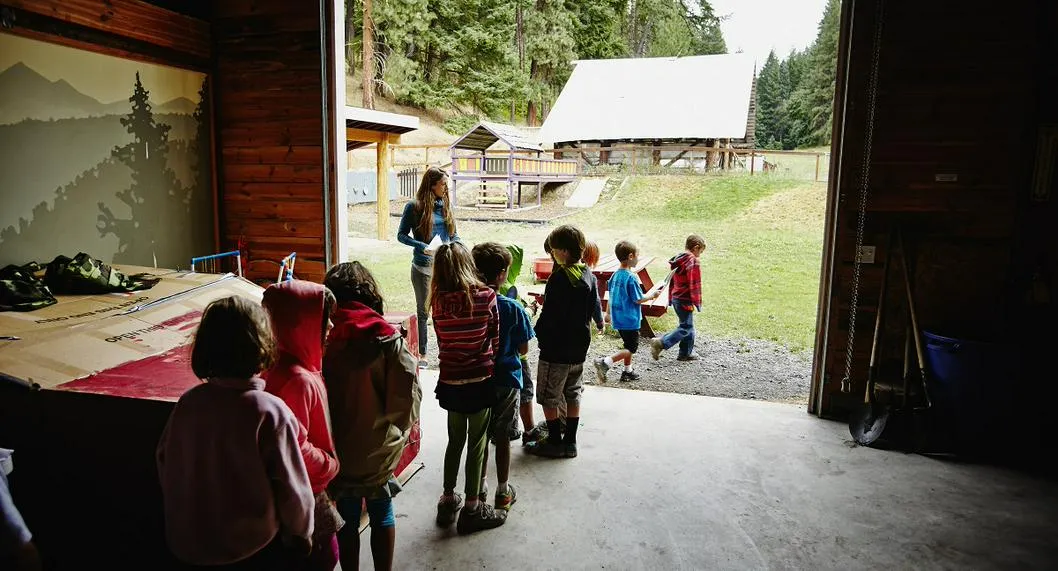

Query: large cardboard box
[{"left": 0, "top": 269, "right": 421, "bottom": 567}]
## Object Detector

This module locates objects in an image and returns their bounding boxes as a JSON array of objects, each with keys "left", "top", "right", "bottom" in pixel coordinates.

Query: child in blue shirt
[
  {"left": 594, "top": 241, "right": 661, "bottom": 382},
  {"left": 472, "top": 242, "right": 535, "bottom": 512}
]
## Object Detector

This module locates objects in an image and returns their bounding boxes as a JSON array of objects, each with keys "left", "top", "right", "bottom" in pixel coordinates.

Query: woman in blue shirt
[{"left": 397, "top": 166, "right": 458, "bottom": 367}]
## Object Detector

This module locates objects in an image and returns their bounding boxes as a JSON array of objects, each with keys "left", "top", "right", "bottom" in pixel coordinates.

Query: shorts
[
  {"left": 536, "top": 360, "right": 584, "bottom": 409},
  {"left": 618, "top": 329, "right": 639, "bottom": 353},
  {"left": 336, "top": 496, "right": 395, "bottom": 529},
  {"left": 487, "top": 387, "right": 519, "bottom": 444},
  {"left": 519, "top": 358, "right": 534, "bottom": 405}
]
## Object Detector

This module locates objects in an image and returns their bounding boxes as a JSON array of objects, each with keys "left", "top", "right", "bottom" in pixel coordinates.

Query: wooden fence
[{"left": 357, "top": 144, "right": 832, "bottom": 182}]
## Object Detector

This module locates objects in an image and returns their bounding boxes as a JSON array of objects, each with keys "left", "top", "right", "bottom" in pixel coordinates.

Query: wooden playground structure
[{"left": 449, "top": 121, "right": 578, "bottom": 210}]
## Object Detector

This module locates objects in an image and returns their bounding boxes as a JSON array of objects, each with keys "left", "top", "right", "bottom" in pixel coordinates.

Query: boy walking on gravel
[
  {"left": 651, "top": 235, "right": 706, "bottom": 362},
  {"left": 594, "top": 241, "right": 661, "bottom": 382}
]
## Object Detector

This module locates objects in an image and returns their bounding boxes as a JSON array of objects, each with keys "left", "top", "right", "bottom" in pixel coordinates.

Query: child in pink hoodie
[
  {"left": 263, "top": 280, "right": 342, "bottom": 570},
  {"left": 157, "top": 295, "right": 314, "bottom": 569}
]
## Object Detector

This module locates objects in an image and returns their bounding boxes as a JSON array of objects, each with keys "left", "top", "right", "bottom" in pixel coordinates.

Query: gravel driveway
[{"left": 420, "top": 326, "right": 812, "bottom": 406}]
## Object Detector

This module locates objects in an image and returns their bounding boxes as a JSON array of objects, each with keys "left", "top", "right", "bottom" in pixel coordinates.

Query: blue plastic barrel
[{"left": 923, "top": 331, "right": 1016, "bottom": 449}]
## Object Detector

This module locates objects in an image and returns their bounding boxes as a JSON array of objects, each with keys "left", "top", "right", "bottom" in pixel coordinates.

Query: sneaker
[
  {"left": 564, "top": 442, "right": 578, "bottom": 458},
  {"left": 436, "top": 493, "right": 464, "bottom": 527},
  {"left": 522, "top": 424, "right": 546, "bottom": 446},
  {"left": 495, "top": 484, "right": 517, "bottom": 511},
  {"left": 650, "top": 339, "right": 664, "bottom": 361},
  {"left": 677, "top": 353, "right": 700, "bottom": 362},
  {"left": 456, "top": 502, "right": 507, "bottom": 534},
  {"left": 418, "top": 359, "right": 429, "bottom": 369},
  {"left": 508, "top": 425, "right": 522, "bottom": 441},
  {"left": 593, "top": 358, "right": 610, "bottom": 383},
  {"left": 525, "top": 437, "right": 566, "bottom": 459},
  {"left": 620, "top": 370, "right": 641, "bottom": 382}
]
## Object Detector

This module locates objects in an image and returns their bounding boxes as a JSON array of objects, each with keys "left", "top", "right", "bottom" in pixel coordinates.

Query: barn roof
[
  {"left": 451, "top": 121, "right": 543, "bottom": 152},
  {"left": 537, "top": 53, "right": 756, "bottom": 145}
]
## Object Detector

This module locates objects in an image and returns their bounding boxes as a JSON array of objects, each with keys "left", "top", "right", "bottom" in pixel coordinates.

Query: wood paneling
[
  {"left": 213, "top": 0, "right": 331, "bottom": 283},
  {"left": 817, "top": 0, "right": 1046, "bottom": 417},
  {"left": 3, "top": 0, "right": 209, "bottom": 58}
]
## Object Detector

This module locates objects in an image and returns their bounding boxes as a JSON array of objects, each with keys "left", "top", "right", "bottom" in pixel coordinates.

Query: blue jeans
[
  {"left": 661, "top": 302, "right": 695, "bottom": 358},
  {"left": 336, "top": 496, "right": 396, "bottom": 529}
]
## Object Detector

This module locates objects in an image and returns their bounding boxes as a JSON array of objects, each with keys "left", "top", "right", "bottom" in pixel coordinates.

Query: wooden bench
[{"left": 527, "top": 254, "right": 669, "bottom": 337}]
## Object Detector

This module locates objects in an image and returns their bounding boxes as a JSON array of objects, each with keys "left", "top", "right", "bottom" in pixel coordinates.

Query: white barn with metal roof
[{"left": 538, "top": 53, "right": 756, "bottom": 146}]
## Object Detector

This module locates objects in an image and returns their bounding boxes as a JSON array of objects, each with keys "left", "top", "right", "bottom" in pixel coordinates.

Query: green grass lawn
[{"left": 348, "top": 173, "right": 826, "bottom": 352}]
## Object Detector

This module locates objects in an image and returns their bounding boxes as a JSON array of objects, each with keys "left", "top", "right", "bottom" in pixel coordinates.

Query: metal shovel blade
[{"left": 850, "top": 402, "right": 890, "bottom": 445}]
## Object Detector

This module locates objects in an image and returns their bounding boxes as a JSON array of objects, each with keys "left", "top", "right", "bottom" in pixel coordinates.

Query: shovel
[{"left": 849, "top": 231, "right": 895, "bottom": 445}]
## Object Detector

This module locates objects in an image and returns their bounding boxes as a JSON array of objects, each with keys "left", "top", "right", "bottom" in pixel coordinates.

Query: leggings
[
  {"left": 410, "top": 265, "right": 431, "bottom": 357},
  {"left": 443, "top": 409, "right": 490, "bottom": 498}
]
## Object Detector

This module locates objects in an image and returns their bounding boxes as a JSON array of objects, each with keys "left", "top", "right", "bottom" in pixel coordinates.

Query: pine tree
[
  {"left": 569, "top": 0, "right": 627, "bottom": 60},
  {"left": 754, "top": 51, "right": 782, "bottom": 149},
  {"left": 526, "top": 0, "right": 576, "bottom": 125},
  {"left": 791, "top": 0, "right": 840, "bottom": 147},
  {"left": 98, "top": 72, "right": 189, "bottom": 267}
]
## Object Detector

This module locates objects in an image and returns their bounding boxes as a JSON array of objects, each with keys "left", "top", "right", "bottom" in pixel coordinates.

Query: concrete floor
[{"left": 359, "top": 371, "right": 1058, "bottom": 570}]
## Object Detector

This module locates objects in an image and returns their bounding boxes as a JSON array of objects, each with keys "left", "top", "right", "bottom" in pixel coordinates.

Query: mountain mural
[
  {"left": 0, "top": 62, "right": 197, "bottom": 125},
  {"left": 0, "top": 45, "right": 212, "bottom": 271}
]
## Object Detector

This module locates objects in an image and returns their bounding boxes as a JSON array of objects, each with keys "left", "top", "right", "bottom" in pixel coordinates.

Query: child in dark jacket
[
  {"left": 262, "top": 280, "right": 342, "bottom": 570},
  {"left": 526, "top": 225, "right": 604, "bottom": 459},
  {"left": 651, "top": 234, "right": 706, "bottom": 361},
  {"left": 322, "top": 262, "right": 421, "bottom": 571}
]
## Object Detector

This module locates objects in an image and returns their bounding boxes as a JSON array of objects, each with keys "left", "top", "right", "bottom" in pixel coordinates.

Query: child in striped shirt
[{"left": 430, "top": 241, "right": 506, "bottom": 534}]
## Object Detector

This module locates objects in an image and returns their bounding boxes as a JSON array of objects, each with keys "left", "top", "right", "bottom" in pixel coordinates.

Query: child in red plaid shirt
[{"left": 651, "top": 234, "right": 706, "bottom": 361}]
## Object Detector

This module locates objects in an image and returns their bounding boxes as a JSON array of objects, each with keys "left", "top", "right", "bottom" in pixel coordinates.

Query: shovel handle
[{"left": 897, "top": 228, "right": 932, "bottom": 409}]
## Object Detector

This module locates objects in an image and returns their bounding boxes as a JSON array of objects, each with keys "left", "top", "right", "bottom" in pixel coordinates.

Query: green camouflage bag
[
  {"left": 44, "top": 253, "right": 160, "bottom": 295},
  {"left": 0, "top": 262, "right": 57, "bottom": 312}
]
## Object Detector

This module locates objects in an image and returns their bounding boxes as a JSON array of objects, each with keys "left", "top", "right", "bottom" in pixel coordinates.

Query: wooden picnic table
[{"left": 528, "top": 254, "right": 670, "bottom": 337}]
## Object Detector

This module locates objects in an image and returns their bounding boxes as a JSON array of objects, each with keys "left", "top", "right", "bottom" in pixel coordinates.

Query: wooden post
[
  {"left": 425, "top": 147, "right": 430, "bottom": 170},
  {"left": 630, "top": 147, "right": 637, "bottom": 175},
  {"left": 815, "top": 153, "right": 822, "bottom": 182},
  {"left": 750, "top": 149, "right": 756, "bottom": 175},
  {"left": 377, "top": 135, "right": 390, "bottom": 240}
]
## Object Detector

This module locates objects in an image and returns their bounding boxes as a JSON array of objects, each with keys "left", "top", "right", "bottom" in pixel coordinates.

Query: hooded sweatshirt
[
  {"left": 157, "top": 376, "right": 314, "bottom": 566},
  {"left": 535, "top": 264, "right": 603, "bottom": 364},
  {"left": 262, "top": 280, "right": 339, "bottom": 494},
  {"left": 668, "top": 252, "right": 702, "bottom": 310},
  {"left": 323, "top": 302, "right": 421, "bottom": 497}
]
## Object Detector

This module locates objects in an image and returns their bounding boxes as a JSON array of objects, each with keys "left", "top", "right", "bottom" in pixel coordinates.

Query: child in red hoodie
[
  {"left": 262, "top": 280, "right": 342, "bottom": 570},
  {"left": 322, "top": 262, "right": 421, "bottom": 571},
  {"left": 651, "top": 234, "right": 706, "bottom": 361}
]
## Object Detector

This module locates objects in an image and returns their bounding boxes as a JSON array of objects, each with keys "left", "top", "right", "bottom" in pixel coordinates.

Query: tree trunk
[
  {"left": 527, "top": 59, "right": 538, "bottom": 126},
  {"left": 345, "top": 0, "right": 356, "bottom": 73},
  {"left": 362, "top": 0, "right": 375, "bottom": 109}
]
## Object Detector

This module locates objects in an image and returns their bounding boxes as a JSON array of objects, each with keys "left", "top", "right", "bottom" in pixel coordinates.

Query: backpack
[
  {"left": 43, "top": 253, "right": 160, "bottom": 295},
  {"left": 0, "top": 262, "right": 57, "bottom": 312}
]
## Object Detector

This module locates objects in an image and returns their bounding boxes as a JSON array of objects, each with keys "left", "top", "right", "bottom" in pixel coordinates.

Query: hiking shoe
[
  {"left": 525, "top": 437, "right": 566, "bottom": 459},
  {"left": 436, "top": 493, "right": 463, "bottom": 527},
  {"left": 522, "top": 424, "right": 546, "bottom": 446},
  {"left": 495, "top": 484, "right": 517, "bottom": 511},
  {"left": 564, "top": 442, "right": 578, "bottom": 458},
  {"left": 677, "top": 353, "right": 700, "bottom": 362},
  {"left": 650, "top": 339, "right": 664, "bottom": 360},
  {"left": 620, "top": 370, "right": 641, "bottom": 382},
  {"left": 593, "top": 358, "right": 610, "bottom": 383},
  {"left": 456, "top": 502, "right": 506, "bottom": 534}
]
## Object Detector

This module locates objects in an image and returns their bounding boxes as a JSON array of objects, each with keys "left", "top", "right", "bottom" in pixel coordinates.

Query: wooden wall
[
  {"left": 816, "top": 0, "right": 1055, "bottom": 419},
  {"left": 213, "top": 0, "right": 331, "bottom": 283}
]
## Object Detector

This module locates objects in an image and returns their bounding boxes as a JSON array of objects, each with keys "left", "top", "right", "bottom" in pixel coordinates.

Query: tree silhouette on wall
[{"left": 97, "top": 72, "right": 193, "bottom": 267}]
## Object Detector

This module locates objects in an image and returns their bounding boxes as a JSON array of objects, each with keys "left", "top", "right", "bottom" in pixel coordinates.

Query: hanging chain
[{"left": 841, "top": 0, "right": 885, "bottom": 394}]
